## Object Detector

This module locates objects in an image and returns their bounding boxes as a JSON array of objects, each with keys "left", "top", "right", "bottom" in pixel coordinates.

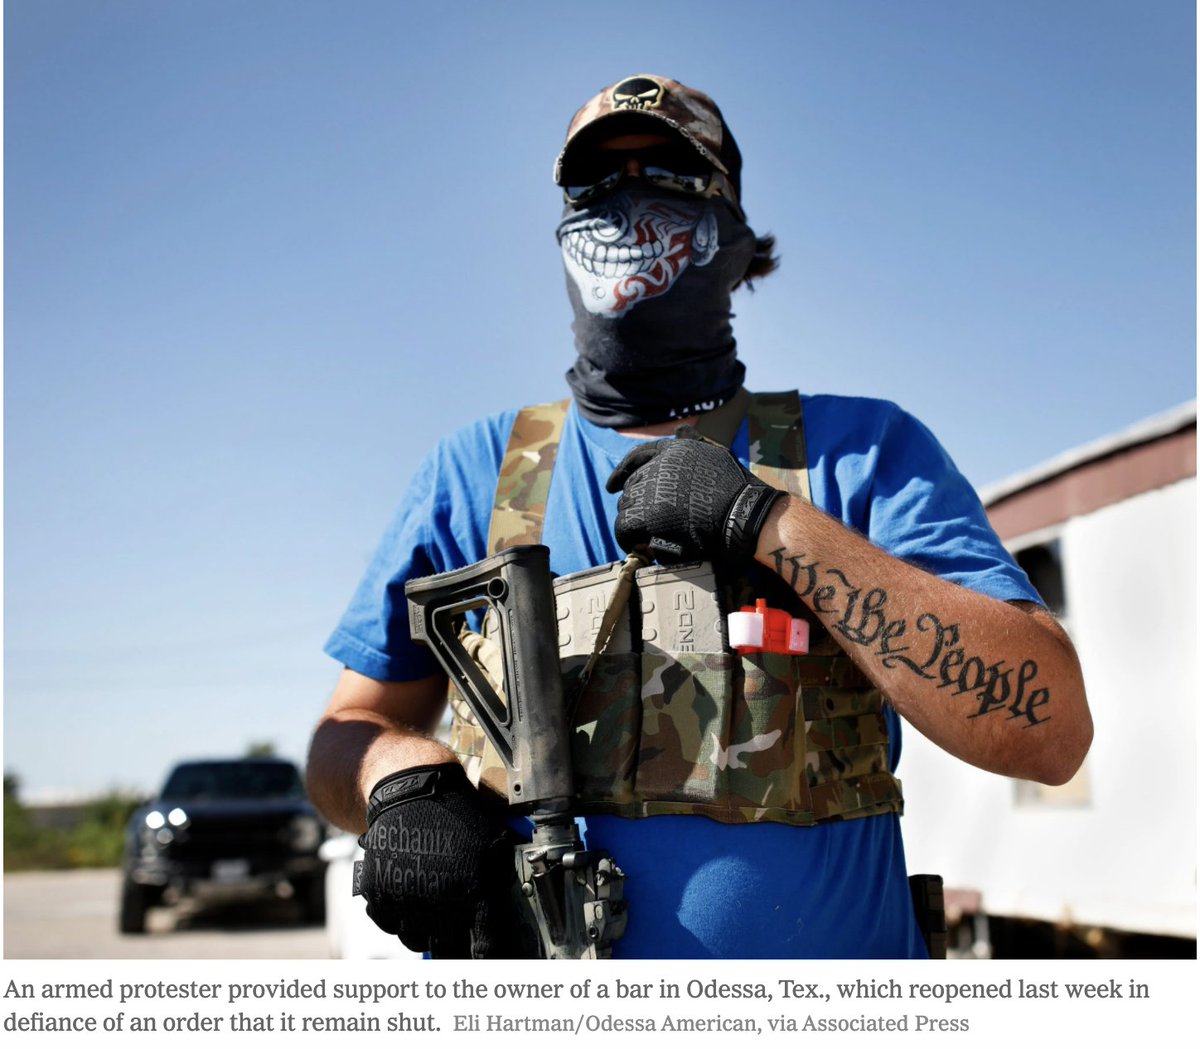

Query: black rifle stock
[{"left": 405, "top": 544, "right": 627, "bottom": 958}]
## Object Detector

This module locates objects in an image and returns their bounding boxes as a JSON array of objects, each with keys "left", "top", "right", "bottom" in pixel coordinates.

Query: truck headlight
[{"left": 288, "top": 815, "right": 322, "bottom": 852}]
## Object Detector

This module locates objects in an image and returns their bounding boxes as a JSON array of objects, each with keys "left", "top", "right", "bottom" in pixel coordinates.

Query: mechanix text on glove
[
  {"left": 605, "top": 426, "right": 783, "bottom": 564},
  {"left": 353, "top": 762, "right": 525, "bottom": 958}
]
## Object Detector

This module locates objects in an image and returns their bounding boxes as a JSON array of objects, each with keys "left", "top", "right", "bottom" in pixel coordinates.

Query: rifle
[{"left": 405, "top": 544, "right": 627, "bottom": 958}]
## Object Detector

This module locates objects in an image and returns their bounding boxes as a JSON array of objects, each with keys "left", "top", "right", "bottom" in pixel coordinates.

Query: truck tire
[
  {"left": 118, "top": 878, "right": 152, "bottom": 934},
  {"left": 297, "top": 875, "right": 327, "bottom": 925}
]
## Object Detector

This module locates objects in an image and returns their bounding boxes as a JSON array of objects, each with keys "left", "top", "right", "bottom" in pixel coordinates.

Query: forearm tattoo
[{"left": 769, "top": 548, "right": 1051, "bottom": 728}]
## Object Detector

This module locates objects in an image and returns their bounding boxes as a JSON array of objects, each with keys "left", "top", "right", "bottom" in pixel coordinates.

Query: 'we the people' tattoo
[{"left": 769, "top": 548, "right": 1051, "bottom": 728}]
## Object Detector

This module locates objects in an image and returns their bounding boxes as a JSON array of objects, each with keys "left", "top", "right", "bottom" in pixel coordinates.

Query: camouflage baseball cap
[{"left": 554, "top": 74, "right": 743, "bottom": 199}]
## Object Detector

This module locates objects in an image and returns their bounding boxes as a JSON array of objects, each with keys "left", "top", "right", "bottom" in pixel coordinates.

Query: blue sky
[{"left": 4, "top": 0, "right": 1195, "bottom": 798}]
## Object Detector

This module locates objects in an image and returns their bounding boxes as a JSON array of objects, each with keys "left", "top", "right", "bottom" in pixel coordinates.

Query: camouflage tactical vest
[{"left": 448, "top": 393, "right": 904, "bottom": 827}]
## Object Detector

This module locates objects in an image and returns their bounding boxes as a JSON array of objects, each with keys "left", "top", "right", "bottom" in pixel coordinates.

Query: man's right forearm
[
  {"left": 306, "top": 669, "right": 454, "bottom": 833},
  {"left": 307, "top": 714, "right": 456, "bottom": 833}
]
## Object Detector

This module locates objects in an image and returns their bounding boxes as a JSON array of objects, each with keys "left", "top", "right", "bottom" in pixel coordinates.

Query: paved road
[{"left": 4, "top": 868, "right": 333, "bottom": 959}]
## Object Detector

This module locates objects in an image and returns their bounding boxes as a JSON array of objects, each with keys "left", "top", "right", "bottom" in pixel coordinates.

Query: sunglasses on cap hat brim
[
  {"left": 557, "top": 103, "right": 743, "bottom": 206},
  {"left": 562, "top": 163, "right": 742, "bottom": 216}
]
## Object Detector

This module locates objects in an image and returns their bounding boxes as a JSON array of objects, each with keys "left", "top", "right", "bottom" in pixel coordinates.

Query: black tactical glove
[
  {"left": 354, "top": 762, "right": 523, "bottom": 958},
  {"left": 605, "top": 426, "right": 784, "bottom": 565}
]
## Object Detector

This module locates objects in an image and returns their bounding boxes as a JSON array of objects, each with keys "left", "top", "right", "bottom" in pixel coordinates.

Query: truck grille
[{"left": 166, "top": 813, "right": 296, "bottom": 860}]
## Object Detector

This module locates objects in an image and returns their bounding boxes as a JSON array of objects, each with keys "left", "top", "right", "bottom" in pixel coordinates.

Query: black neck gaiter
[{"left": 556, "top": 186, "right": 755, "bottom": 428}]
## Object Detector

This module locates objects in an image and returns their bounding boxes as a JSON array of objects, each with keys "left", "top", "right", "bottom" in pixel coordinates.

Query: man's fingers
[{"left": 605, "top": 439, "right": 669, "bottom": 492}]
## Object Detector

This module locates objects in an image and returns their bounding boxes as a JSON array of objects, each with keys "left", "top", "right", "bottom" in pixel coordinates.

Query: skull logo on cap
[{"left": 612, "top": 76, "right": 665, "bottom": 110}]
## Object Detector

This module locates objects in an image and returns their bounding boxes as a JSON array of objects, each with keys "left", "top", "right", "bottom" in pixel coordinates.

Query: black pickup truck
[{"left": 119, "top": 758, "right": 327, "bottom": 933}]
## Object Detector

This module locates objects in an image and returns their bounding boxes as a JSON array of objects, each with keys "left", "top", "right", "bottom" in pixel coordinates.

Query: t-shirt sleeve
[
  {"left": 864, "top": 403, "right": 1041, "bottom": 604},
  {"left": 806, "top": 397, "right": 1041, "bottom": 605},
  {"left": 323, "top": 412, "right": 515, "bottom": 681}
]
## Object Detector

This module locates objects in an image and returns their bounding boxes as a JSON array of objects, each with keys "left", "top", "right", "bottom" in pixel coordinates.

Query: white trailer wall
[{"left": 900, "top": 478, "right": 1196, "bottom": 939}]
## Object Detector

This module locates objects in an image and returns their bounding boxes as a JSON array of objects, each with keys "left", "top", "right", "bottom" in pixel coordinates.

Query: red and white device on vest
[{"left": 727, "top": 599, "right": 810, "bottom": 655}]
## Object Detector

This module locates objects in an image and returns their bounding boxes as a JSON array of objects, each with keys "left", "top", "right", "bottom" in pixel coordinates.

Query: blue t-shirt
[{"left": 326, "top": 395, "right": 1040, "bottom": 959}]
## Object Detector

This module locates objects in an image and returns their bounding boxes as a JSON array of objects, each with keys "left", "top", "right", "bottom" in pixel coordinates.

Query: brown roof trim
[{"left": 985, "top": 422, "right": 1196, "bottom": 541}]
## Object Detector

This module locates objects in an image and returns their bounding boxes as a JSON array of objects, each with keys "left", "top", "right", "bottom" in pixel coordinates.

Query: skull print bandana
[{"left": 557, "top": 185, "right": 756, "bottom": 428}]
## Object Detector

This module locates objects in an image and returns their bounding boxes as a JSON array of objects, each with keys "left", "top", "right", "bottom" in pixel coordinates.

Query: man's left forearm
[{"left": 756, "top": 495, "right": 1093, "bottom": 785}]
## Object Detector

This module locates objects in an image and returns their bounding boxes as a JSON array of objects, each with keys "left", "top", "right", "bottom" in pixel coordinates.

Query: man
[{"left": 307, "top": 74, "right": 1091, "bottom": 959}]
